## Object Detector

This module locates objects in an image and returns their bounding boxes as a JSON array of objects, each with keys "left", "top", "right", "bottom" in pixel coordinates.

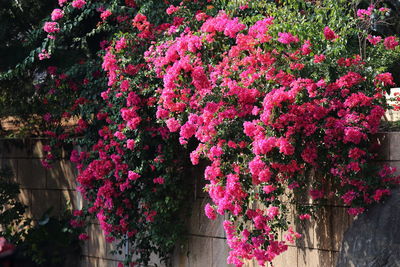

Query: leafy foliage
[
  {"left": 22, "top": 211, "right": 82, "bottom": 267},
  {"left": 0, "top": 166, "right": 29, "bottom": 244}
]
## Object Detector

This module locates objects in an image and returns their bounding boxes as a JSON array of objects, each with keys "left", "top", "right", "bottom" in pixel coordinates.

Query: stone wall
[
  {"left": 170, "top": 172, "right": 350, "bottom": 267},
  {"left": 171, "top": 132, "right": 400, "bottom": 267},
  {"left": 0, "top": 139, "right": 123, "bottom": 267},
  {"left": 1, "top": 133, "right": 399, "bottom": 267},
  {"left": 170, "top": 163, "right": 232, "bottom": 267},
  {"left": 0, "top": 139, "right": 76, "bottom": 220}
]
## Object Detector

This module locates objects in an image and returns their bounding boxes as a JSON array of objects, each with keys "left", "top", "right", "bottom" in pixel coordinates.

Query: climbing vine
[{"left": 9, "top": 0, "right": 400, "bottom": 266}]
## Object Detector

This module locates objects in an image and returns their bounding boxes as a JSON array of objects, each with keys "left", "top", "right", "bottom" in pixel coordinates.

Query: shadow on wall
[
  {"left": 285, "top": 169, "right": 354, "bottom": 267},
  {"left": 294, "top": 205, "right": 352, "bottom": 267},
  {"left": 337, "top": 188, "right": 400, "bottom": 267},
  {"left": 0, "top": 138, "right": 78, "bottom": 220},
  {"left": 170, "top": 160, "right": 355, "bottom": 267}
]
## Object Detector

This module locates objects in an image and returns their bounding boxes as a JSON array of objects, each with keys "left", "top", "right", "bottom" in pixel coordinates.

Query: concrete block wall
[
  {"left": 0, "top": 139, "right": 123, "bottom": 267},
  {"left": 1, "top": 132, "right": 399, "bottom": 267},
  {"left": 171, "top": 132, "right": 400, "bottom": 267},
  {"left": 170, "top": 181, "right": 351, "bottom": 267},
  {"left": 0, "top": 139, "right": 77, "bottom": 220},
  {"left": 171, "top": 198, "right": 232, "bottom": 267},
  {"left": 80, "top": 223, "right": 127, "bottom": 267}
]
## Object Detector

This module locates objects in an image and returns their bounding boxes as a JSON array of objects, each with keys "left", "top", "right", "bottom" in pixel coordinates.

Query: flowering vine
[
  {"left": 33, "top": 0, "right": 400, "bottom": 266},
  {"left": 145, "top": 5, "right": 400, "bottom": 266}
]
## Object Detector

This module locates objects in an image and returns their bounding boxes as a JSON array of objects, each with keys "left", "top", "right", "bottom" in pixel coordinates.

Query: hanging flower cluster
[
  {"left": 72, "top": 31, "right": 193, "bottom": 263},
  {"left": 37, "top": 0, "right": 211, "bottom": 265},
  {"left": 145, "top": 8, "right": 400, "bottom": 266}
]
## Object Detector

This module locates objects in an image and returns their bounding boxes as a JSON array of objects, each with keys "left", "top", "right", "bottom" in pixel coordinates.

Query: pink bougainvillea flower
[
  {"left": 128, "top": 171, "right": 140, "bottom": 181},
  {"left": 153, "top": 177, "right": 165, "bottom": 184},
  {"left": 367, "top": 35, "right": 381, "bottom": 45},
  {"left": 195, "top": 11, "right": 208, "bottom": 22},
  {"left": 200, "top": 11, "right": 245, "bottom": 38},
  {"left": 101, "top": 10, "right": 112, "bottom": 20},
  {"left": 262, "top": 185, "right": 276, "bottom": 194},
  {"left": 301, "top": 40, "right": 312, "bottom": 55},
  {"left": 347, "top": 207, "right": 365, "bottom": 216},
  {"left": 277, "top": 32, "right": 299, "bottom": 44},
  {"left": 356, "top": 5, "right": 373, "bottom": 19},
  {"left": 323, "top": 26, "right": 338, "bottom": 40},
  {"left": 372, "top": 189, "right": 390, "bottom": 202},
  {"left": 78, "top": 233, "right": 89, "bottom": 240},
  {"left": 299, "top": 214, "right": 311, "bottom": 220},
  {"left": 51, "top": 9, "right": 64, "bottom": 21},
  {"left": 71, "top": 0, "right": 86, "bottom": 9},
  {"left": 43, "top": 113, "right": 52, "bottom": 122},
  {"left": 114, "top": 131, "right": 126, "bottom": 140},
  {"left": 383, "top": 36, "right": 399, "bottom": 50},
  {"left": 309, "top": 189, "right": 324, "bottom": 200},
  {"left": 115, "top": 37, "right": 127, "bottom": 51},
  {"left": 58, "top": 0, "right": 67, "bottom": 6},
  {"left": 166, "top": 5, "right": 180, "bottom": 15},
  {"left": 165, "top": 117, "right": 181, "bottom": 132},
  {"left": 205, "top": 203, "right": 217, "bottom": 220},
  {"left": 43, "top": 22, "right": 60, "bottom": 33},
  {"left": 125, "top": 0, "right": 136, "bottom": 7},
  {"left": 314, "top": 54, "right": 326, "bottom": 63},
  {"left": 38, "top": 49, "right": 51, "bottom": 60},
  {"left": 126, "top": 139, "right": 135, "bottom": 150},
  {"left": 375, "top": 72, "right": 395, "bottom": 87}
]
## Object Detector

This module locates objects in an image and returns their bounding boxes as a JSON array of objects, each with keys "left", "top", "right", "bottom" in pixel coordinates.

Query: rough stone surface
[
  {"left": 188, "top": 236, "right": 212, "bottom": 267},
  {"left": 337, "top": 188, "right": 400, "bottom": 267}
]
